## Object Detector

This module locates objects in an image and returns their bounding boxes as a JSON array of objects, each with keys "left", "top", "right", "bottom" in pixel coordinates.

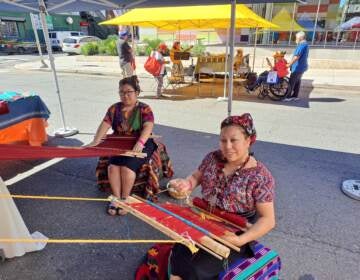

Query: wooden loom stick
[
  {"left": 102, "top": 134, "right": 162, "bottom": 140},
  {"left": 56, "top": 146, "right": 147, "bottom": 158},
  {"left": 110, "top": 196, "right": 225, "bottom": 260},
  {"left": 109, "top": 196, "right": 198, "bottom": 254},
  {"left": 132, "top": 195, "right": 237, "bottom": 254}
]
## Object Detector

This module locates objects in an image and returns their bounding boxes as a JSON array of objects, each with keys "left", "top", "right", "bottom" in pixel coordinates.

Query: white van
[{"left": 48, "top": 31, "right": 85, "bottom": 50}]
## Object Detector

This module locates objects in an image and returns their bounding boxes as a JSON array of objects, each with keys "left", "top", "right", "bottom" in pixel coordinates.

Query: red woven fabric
[
  {"left": 131, "top": 202, "right": 204, "bottom": 240},
  {"left": 0, "top": 136, "right": 137, "bottom": 160},
  {"left": 192, "top": 197, "right": 248, "bottom": 228}
]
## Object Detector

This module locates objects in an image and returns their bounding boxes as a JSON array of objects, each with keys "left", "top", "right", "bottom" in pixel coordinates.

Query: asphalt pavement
[{"left": 0, "top": 61, "right": 359, "bottom": 280}]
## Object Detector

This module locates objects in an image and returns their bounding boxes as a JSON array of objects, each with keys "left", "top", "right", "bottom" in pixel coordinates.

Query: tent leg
[
  {"left": 217, "top": 28, "right": 230, "bottom": 102},
  {"left": 288, "top": 2, "right": 296, "bottom": 46},
  {"left": 38, "top": 0, "right": 78, "bottom": 137},
  {"left": 252, "top": 27, "right": 258, "bottom": 72},
  {"left": 312, "top": 0, "right": 321, "bottom": 45},
  {"left": 30, "top": 13, "right": 48, "bottom": 68},
  {"left": 227, "top": 0, "right": 236, "bottom": 117}
]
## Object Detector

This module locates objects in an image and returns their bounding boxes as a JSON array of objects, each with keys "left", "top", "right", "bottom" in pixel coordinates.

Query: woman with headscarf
[{"left": 168, "top": 113, "right": 276, "bottom": 280}]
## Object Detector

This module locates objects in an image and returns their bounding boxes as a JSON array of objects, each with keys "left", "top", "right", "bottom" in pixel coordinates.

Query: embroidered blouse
[
  {"left": 198, "top": 150, "right": 275, "bottom": 216},
  {"left": 103, "top": 101, "right": 154, "bottom": 136}
]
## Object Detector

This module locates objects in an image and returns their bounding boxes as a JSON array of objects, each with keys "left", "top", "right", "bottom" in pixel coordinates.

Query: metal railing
[{"left": 153, "top": 29, "right": 359, "bottom": 49}]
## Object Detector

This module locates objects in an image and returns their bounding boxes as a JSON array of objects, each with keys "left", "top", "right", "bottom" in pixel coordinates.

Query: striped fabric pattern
[{"left": 220, "top": 242, "right": 281, "bottom": 280}]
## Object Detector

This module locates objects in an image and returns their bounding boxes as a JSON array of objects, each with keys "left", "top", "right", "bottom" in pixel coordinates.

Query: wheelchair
[{"left": 247, "top": 73, "right": 289, "bottom": 101}]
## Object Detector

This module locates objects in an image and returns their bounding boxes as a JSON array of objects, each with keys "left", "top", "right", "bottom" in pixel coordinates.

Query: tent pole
[
  {"left": 30, "top": 13, "right": 48, "bottom": 68},
  {"left": 227, "top": 0, "right": 236, "bottom": 117},
  {"left": 217, "top": 28, "right": 230, "bottom": 102},
  {"left": 38, "top": 0, "right": 78, "bottom": 137},
  {"left": 354, "top": 31, "right": 359, "bottom": 49},
  {"left": 336, "top": 0, "right": 349, "bottom": 46},
  {"left": 311, "top": 0, "right": 321, "bottom": 45},
  {"left": 288, "top": 2, "right": 296, "bottom": 46},
  {"left": 252, "top": 27, "right": 258, "bottom": 72}
]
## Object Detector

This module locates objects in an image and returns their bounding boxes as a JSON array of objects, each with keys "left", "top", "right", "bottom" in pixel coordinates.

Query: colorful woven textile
[
  {"left": 0, "top": 96, "right": 50, "bottom": 129},
  {"left": 220, "top": 242, "right": 281, "bottom": 280},
  {"left": 96, "top": 141, "right": 174, "bottom": 201}
]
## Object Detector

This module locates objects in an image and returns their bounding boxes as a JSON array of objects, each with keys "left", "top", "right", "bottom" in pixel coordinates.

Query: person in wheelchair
[{"left": 246, "top": 51, "right": 288, "bottom": 92}]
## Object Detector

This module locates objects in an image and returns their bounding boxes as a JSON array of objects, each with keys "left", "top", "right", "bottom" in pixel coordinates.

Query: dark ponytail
[{"left": 119, "top": 75, "right": 141, "bottom": 92}]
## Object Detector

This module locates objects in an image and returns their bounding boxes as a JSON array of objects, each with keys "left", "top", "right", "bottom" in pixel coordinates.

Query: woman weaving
[
  {"left": 89, "top": 76, "right": 156, "bottom": 216},
  {"left": 168, "top": 113, "right": 276, "bottom": 279}
]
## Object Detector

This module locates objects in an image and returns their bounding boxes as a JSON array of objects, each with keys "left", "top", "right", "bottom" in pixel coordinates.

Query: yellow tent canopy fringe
[{"left": 99, "top": 4, "right": 278, "bottom": 30}]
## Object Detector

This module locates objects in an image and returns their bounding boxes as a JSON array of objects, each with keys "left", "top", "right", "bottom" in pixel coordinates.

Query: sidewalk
[{"left": 14, "top": 54, "right": 360, "bottom": 90}]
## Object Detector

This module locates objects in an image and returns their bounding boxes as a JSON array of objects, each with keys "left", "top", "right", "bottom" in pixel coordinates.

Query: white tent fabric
[
  {"left": 0, "top": 177, "right": 47, "bottom": 259},
  {"left": 340, "top": 17, "right": 360, "bottom": 30}
]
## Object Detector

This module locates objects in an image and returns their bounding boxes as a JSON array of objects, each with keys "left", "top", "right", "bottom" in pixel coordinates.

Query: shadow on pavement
[{"left": 1, "top": 124, "right": 359, "bottom": 280}]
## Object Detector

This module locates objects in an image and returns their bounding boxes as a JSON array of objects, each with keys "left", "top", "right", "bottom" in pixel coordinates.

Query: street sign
[{"left": 30, "top": 14, "right": 53, "bottom": 30}]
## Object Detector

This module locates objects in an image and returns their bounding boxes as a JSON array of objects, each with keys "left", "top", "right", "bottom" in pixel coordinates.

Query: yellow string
[
  {"left": 0, "top": 194, "right": 109, "bottom": 202},
  {"left": 0, "top": 239, "right": 180, "bottom": 244}
]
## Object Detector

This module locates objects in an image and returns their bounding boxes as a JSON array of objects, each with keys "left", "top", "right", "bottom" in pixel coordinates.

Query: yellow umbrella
[
  {"left": 270, "top": 8, "right": 305, "bottom": 31},
  {"left": 99, "top": 4, "right": 278, "bottom": 29}
]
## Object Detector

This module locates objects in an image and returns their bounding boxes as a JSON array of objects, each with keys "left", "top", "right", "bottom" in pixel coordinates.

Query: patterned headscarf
[{"left": 221, "top": 113, "right": 257, "bottom": 145}]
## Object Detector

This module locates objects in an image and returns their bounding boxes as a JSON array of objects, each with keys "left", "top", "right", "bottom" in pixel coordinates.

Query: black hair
[{"left": 119, "top": 75, "right": 141, "bottom": 92}]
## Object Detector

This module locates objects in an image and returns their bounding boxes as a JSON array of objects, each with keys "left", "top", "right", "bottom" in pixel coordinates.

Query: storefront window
[{"left": 0, "top": 21, "right": 19, "bottom": 39}]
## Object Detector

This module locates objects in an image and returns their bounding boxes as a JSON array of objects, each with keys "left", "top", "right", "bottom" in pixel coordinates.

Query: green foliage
[
  {"left": 135, "top": 44, "right": 147, "bottom": 56},
  {"left": 80, "top": 42, "right": 99, "bottom": 56},
  {"left": 80, "top": 35, "right": 119, "bottom": 56},
  {"left": 190, "top": 40, "right": 206, "bottom": 57},
  {"left": 102, "top": 35, "right": 118, "bottom": 56},
  {"left": 142, "top": 38, "right": 162, "bottom": 56}
]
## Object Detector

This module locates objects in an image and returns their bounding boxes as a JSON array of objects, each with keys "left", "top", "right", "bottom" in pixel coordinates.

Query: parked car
[
  {"left": 62, "top": 36, "right": 101, "bottom": 55},
  {"left": 48, "top": 31, "right": 84, "bottom": 51},
  {"left": 0, "top": 39, "right": 46, "bottom": 55}
]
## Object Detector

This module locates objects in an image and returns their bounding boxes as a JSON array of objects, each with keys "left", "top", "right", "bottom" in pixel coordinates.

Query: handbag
[
  {"left": 0, "top": 101, "right": 9, "bottom": 115},
  {"left": 144, "top": 53, "right": 161, "bottom": 76},
  {"left": 266, "top": 71, "right": 278, "bottom": 84}
]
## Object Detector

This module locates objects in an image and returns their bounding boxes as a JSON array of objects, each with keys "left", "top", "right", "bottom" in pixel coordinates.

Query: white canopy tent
[{"left": 0, "top": 0, "right": 305, "bottom": 123}]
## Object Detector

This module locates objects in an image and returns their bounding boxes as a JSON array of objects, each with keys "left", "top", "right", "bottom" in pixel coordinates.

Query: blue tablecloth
[{"left": 0, "top": 96, "right": 50, "bottom": 130}]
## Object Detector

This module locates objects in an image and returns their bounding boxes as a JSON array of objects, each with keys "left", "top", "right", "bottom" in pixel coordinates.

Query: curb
[{"left": 15, "top": 66, "right": 360, "bottom": 92}]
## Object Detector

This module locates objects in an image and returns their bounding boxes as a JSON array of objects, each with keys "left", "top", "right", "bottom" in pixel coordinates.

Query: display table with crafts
[{"left": 0, "top": 92, "right": 50, "bottom": 146}]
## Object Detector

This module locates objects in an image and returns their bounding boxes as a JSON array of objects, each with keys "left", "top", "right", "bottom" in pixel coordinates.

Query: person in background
[
  {"left": 284, "top": 31, "right": 309, "bottom": 101},
  {"left": 169, "top": 41, "right": 193, "bottom": 81},
  {"left": 152, "top": 43, "right": 169, "bottom": 98},
  {"left": 117, "top": 30, "right": 134, "bottom": 78},
  {"left": 246, "top": 51, "right": 288, "bottom": 92},
  {"left": 233, "top": 48, "right": 244, "bottom": 73}
]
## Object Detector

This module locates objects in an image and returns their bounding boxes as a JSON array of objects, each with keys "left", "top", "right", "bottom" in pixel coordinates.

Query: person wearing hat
[
  {"left": 116, "top": 30, "right": 134, "bottom": 78},
  {"left": 151, "top": 43, "right": 169, "bottom": 98},
  {"left": 168, "top": 113, "right": 276, "bottom": 280},
  {"left": 246, "top": 50, "right": 288, "bottom": 92}
]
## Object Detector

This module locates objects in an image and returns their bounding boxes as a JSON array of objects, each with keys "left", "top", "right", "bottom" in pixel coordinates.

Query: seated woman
[
  {"left": 233, "top": 48, "right": 244, "bottom": 73},
  {"left": 168, "top": 113, "right": 276, "bottom": 280},
  {"left": 170, "top": 41, "right": 193, "bottom": 81},
  {"left": 247, "top": 51, "right": 288, "bottom": 92},
  {"left": 89, "top": 76, "right": 156, "bottom": 216}
]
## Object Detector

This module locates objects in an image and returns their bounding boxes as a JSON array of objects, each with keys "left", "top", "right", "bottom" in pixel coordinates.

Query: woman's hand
[
  {"left": 132, "top": 141, "right": 144, "bottom": 153},
  {"left": 221, "top": 231, "right": 246, "bottom": 247},
  {"left": 168, "top": 178, "right": 192, "bottom": 194},
  {"left": 84, "top": 140, "right": 101, "bottom": 147}
]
